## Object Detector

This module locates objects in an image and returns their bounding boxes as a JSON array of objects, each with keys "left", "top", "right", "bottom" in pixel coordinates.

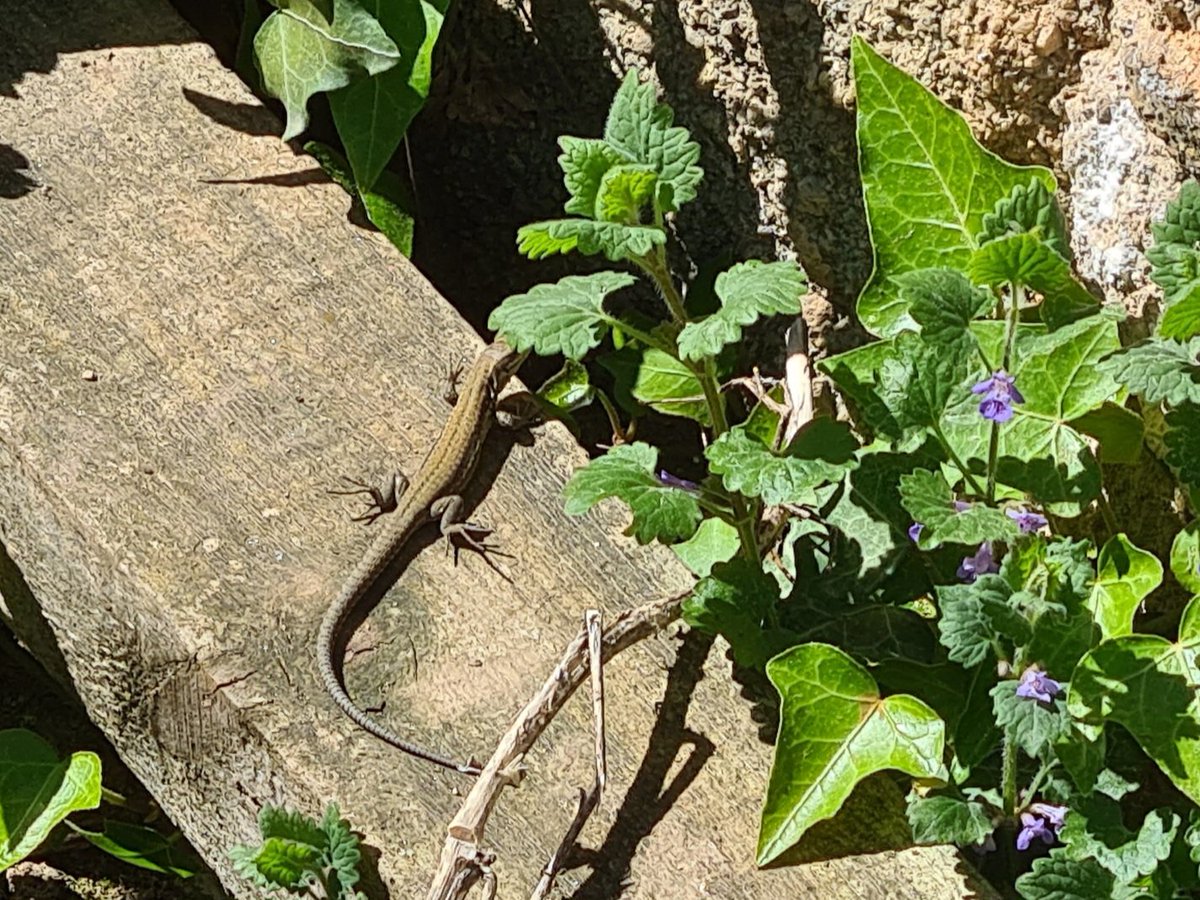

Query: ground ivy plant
[{"left": 488, "top": 39, "right": 1200, "bottom": 897}]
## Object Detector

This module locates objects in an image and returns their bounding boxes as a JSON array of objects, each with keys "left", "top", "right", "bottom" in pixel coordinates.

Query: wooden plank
[{"left": 0, "top": 1, "right": 993, "bottom": 896}]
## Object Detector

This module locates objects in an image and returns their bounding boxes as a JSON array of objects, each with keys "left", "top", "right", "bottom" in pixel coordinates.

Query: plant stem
[
  {"left": 932, "top": 422, "right": 987, "bottom": 497},
  {"left": 1001, "top": 732, "right": 1018, "bottom": 819}
]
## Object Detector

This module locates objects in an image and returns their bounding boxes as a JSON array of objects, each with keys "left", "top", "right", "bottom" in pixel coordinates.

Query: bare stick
[
  {"left": 586, "top": 609, "right": 607, "bottom": 793},
  {"left": 782, "top": 316, "right": 814, "bottom": 447},
  {"left": 425, "top": 591, "right": 686, "bottom": 900}
]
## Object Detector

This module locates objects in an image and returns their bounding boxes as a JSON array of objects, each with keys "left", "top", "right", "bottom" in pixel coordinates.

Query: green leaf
[
  {"left": 320, "top": 803, "right": 363, "bottom": 896},
  {"left": 819, "top": 339, "right": 905, "bottom": 443},
  {"left": 899, "top": 468, "right": 1018, "bottom": 547},
  {"left": 706, "top": 419, "right": 859, "bottom": 507},
  {"left": 757, "top": 643, "right": 947, "bottom": 865},
  {"left": 603, "top": 71, "right": 703, "bottom": 213},
  {"left": 671, "top": 517, "right": 740, "bottom": 577},
  {"left": 978, "top": 177, "right": 1070, "bottom": 259},
  {"left": 850, "top": 36, "right": 1054, "bottom": 337},
  {"left": 906, "top": 793, "right": 994, "bottom": 846},
  {"left": 991, "top": 680, "right": 1068, "bottom": 759},
  {"left": 594, "top": 164, "right": 657, "bottom": 223},
  {"left": 902, "top": 268, "right": 993, "bottom": 344},
  {"left": 0, "top": 729, "right": 101, "bottom": 872},
  {"left": 968, "top": 232, "right": 1097, "bottom": 327},
  {"left": 1068, "top": 402, "right": 1144, "bottom": 465},
  {"left": 66, "top": 821, "right": 199, "bottom": 877},
  {"left": 1148, "top": 180, "right": 1200, "bottom": 302},
  {"left": 1087, "top": 534, "right": 1162, "bottom": 640},
  {"left": 682, "top": 559, "right": 785, "bottom": 667},
  {"left": 563, "top": 442, "right": 702, "bottom": 544},
  {"left": 516, "top": 219, "right": 666, "bottom": 262},
  {"left": 1172, "top": 519, "right": 1200, "bottom": 594},
  {"left": 937, "top": 575, "right": 1031, "bottom": 668},
  {"left": 254, "top": 0, "right": 401, "bottom": 141},
  {"left": 824, "top": 446, "right": 918, "bottom": 577},
  {"left": 1099, "top": 337, "right": 1200, "bottom": 407},
  {"left": 558, "top": 137, "right": 627, "bottom": 217},
  {"left": 249, "top": 837, "right": 322, "bottom": 889},
  {"left": 1160, "top": 282, "right": 1200, "bottom": 341},
  {"left": 1015, "top": 851, "right": 1116, "bottom": 900},
  {"left": 536, "top": 359, "right": 594, "bottom": 414},
  {"left": 1165, "top": 404, "right": 1200, "bottom": 488},
  {"left": 597, "top": 346, "right": 710, "bottom": 425},
  {"left": 488, "top": 272, "right": 637, "bottom": 360},
  {"left": 878, "top": 331, "right": 975, "bottom": 448},
  {"left": 1067, "top": 594, "right": 1200, "bottom": 801},
  {"left": 677, "top": 260, "right": 807, "bottom": 361},
  {"left": 304, "top": 140, "right": 414, "bottom": 255},
  {"left": 1060, "top": 797, "right": 1179, "bottom": 885},
  {"left": 328, "top": 0, "right": 446, "bottom": 190}
]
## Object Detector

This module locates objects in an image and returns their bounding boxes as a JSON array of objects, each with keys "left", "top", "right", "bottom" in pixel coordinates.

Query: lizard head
[{"left": 484, "top": 339, "right": 529, "bottom": 389}]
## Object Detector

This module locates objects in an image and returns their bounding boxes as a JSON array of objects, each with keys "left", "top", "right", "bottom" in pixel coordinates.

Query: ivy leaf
[
  {"left": 563, "top": 442, "right": 702, "bottom": 544},
  {"left": 968, "top": 232, "right": 1097, "bottom": 327},
  {"left": 978, "top": 177, "right": 1070, "bottom": 259},
  {"left": 671, "top": 517, "right": 740, "bottom": 577},
  {"left": 1086, "top": 534, "right": 1162, "bottom": 640},
  {"left": 516, "top": 218, "right": 666, "bottom": 262},
  {"left": 488, "top": 272, "right": 637, "bottom": 360},
  {"left": 1165, "top": 404, "right": 1200, "bottom": 489},
  {"left": 603, "top": 71, "right": 703, "bottom": 213},
  {"left": 991, "top": 680, "right": 1069, "bottom": 759},
  {"left": 305, "top": 140, "right": 413, "bottom": 255},
  {"left": 899, "top": 468, "right": 1018, "bottom": 547},
  {"left": 254, "top": 0, "right": 401, "bottom": 140},
  {"left": 906, "top": 793, "right": 994, "bottom": 846},
  {"left": 0, "top": 729, "right": 102, "bottom": 871},
  {"left": 1171, "top": 519, "right": 1200, "bottom": 595},
  {"left": 1059, "top": 797, "right": 1179, "bottom": 885},
  {"left": 677, "top": 261, "right": 807, "bottom": 361},
  {"left": 597, "top": 346, "right": 710, "bottom": 425},
  {"left": 1068, "top": 402, "right": 1144, "bottom": 465},
  {"left": 937, "top": 575, "right": 1031, "bottom": 668},
  {"left": 558, "top": 137, "right": 627, "bottom": 217},
  {"left": 1067, "top": 595, "right": 1200, "bottom": 802},
  {"left": 66, "top": 821, "right": 200, "bottom": 877},
  {"left": 682, "top": 559, "right": 785, "bottom": 667},
  {"left": 1015, "top": 851, "right": 1116, "bottom": 900},
  {"left": 1099, "top": 337, "right": 1200, "bottom": 407},
  {"left": 706, "top": 419, "right": 859, "bottom": 507},
  {"left": 757, "top": 643, "right": 947, "bottom": 865},
  {"left": 328, "top": 0, "right": 446, "bottom": 190},
  {"left": 850, "top": 36, "right": 1055, "bottom": 337},
  {"left": 1161, "top": 282, "right": 1200, "bottom": 341}
]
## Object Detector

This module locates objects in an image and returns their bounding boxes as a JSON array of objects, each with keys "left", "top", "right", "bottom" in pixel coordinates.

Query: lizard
[{"left": 317, "top": 339, "right": 531, "bottom": 777}]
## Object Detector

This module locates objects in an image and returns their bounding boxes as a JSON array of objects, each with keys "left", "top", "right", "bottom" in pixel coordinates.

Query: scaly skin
[{"left": 317, "top": 340, "right": 527, "bottom": 775}]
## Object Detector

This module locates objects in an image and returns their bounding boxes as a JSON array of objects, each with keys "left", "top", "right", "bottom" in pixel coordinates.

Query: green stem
[
  {"left": 99, "top": 786, "right": 128, "bottom": 808},
  {"left": 984, "top": 281, "right": 1025, "bottom": 504},
  {"left": 1023, "top": 758, "right": 1058, "bottom": 807},
  {"left": 932, "top": 422, "right": 987, "bottom": 497},
  {"left": 1002, "top": 733, "right": 1019, "bottom": 819}
]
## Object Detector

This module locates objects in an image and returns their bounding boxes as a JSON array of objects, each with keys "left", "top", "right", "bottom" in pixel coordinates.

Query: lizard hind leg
[{"left": 327, "top": 470, "right": 409, "bottom": 526}]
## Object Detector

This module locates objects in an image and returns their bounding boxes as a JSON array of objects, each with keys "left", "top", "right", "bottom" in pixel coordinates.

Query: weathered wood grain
[{"left": 0, "top": 1, "right": 994, "bottom": 896}]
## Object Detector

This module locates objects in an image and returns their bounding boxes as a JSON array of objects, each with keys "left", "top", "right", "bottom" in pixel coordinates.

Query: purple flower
[
  {"left": 657, "top": 470, "right": 699, "bottom": 491},
  {"left": 972, "top": 370, "right": 1025, "bottom": 423},
  {"left": 1016, "top": 802, "right": 1067, "bottom": 851},
  {"left": 952, "top": 500, "right": 972, "bottom": 512},
  {"left": 908, "top": 522, "right": 924, "bottom": 542},
  {"left": 1015, "top": 665, "right": 1062, "bottom": 703},
  {"left": 1006, "top": 507, "right": 1048, "bottom": 534},
  {"left": 956, "top": 542, "right": 998, "bottom": 583}
]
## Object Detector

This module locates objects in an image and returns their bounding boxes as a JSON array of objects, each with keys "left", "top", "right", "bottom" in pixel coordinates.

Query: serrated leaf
[
  {"left": 906, "top": 794, "right": 994, "bottom": 846},
  {"left": 1059, "top": 797, "right": 1178, "bottom": 885},
  {"left": 258, "top": 804, "right": 326, "bottom": 846},
  {"left": 937, "top": 575, "right": 1031, "bottom": 668},
  {"left": 677, "top": 260, "right": 807, "bottom": 361},
  {"left": 978, "top": 177, "right": 1070, "bottom": 259},
  {"left": 682, "top": 559, "right": 785, "bottom": 667},
  {"left": 818, "top": 339, "right": 904, "bottom": 443},
  {"left": 1016, "top": 851, "right": 1116, "bottom": 900},
  {"left": 968, "top": 232, "right": 1097, "bottom": 327},
  {"left": 488, "top": 271, "right": 637, "bottom": 360},
  {"left": 851, "top": 37, "right": 1055, "bottom": 337},
  {"left": 594, "top": 164, "right": 657, "bottom": 223},
  {"left": 1165, "top": 403, "right": 1200, "bottom": 488},
  {"left": 706, "top": 419, "right": 858, "bottom": 507},
  {"left": 1087, "top": 534, "right": 1162, "bottom": 640},
  {"left": 1099, "top": 337, "right": 1200, "bottom": 407},
  {"left": 328, "top": 0, "right": 446, "bottom": 190},
  {"left": 1067, "top": 594, "right": 1200, "bottom": 803},
  {"left": 516, "top": 218, "right": 666, "bottom": 262},
  {"left": 254, "top": 0, "right": 401, "bottom": 141},
  {"left": 0, "top": 729, "right": 102, "bottom": 871},
  {"left": 899, "top": 468, "right": 1018, "bottom": 547},
  {"left": 558, "top": 137, "right": 626, "bottom": 217},
  {"left": 991, "top": 680, "right": 1069, "bottom": 759},
  {"left": 1148, "top": 180, "right": 1200, "bottom": 304},
  {"left": 1160, "top": 282, "right": 1200, "bottom": 340},
  {"left": 67, "top": 821, "right": 200, "bottom": 878},
  {"left": 901, "top": 268, "right": 993, "bottom": 344},
  {"left": 825, "top": 447, "right": 918, "bottom": 576},
  {"left": 320, "top": 803, "right": 362, "bottom": 896},
  {"left": 597, "top": 346, "right": 710, "bottom": 425},
  {"left": 756, "top": 643, "right": 947, "bottom": 865},
  {"left": 671, "top": 517, "right": 740, "bottom": 577},
  {"left": 563, "top": 442, "right": 702, "bottom": 544},
  {"left": 878, "top": 331, "right": 977, "bottom": 449},
  {"left": 252, "top": 836, "right": 322, "bottom": 889},
  {"left": 1172, "top": 520, "right": 1200, "bottom": 594},
  {"left": 603, "top": 70, "right": 703, "bottom": 213}
]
